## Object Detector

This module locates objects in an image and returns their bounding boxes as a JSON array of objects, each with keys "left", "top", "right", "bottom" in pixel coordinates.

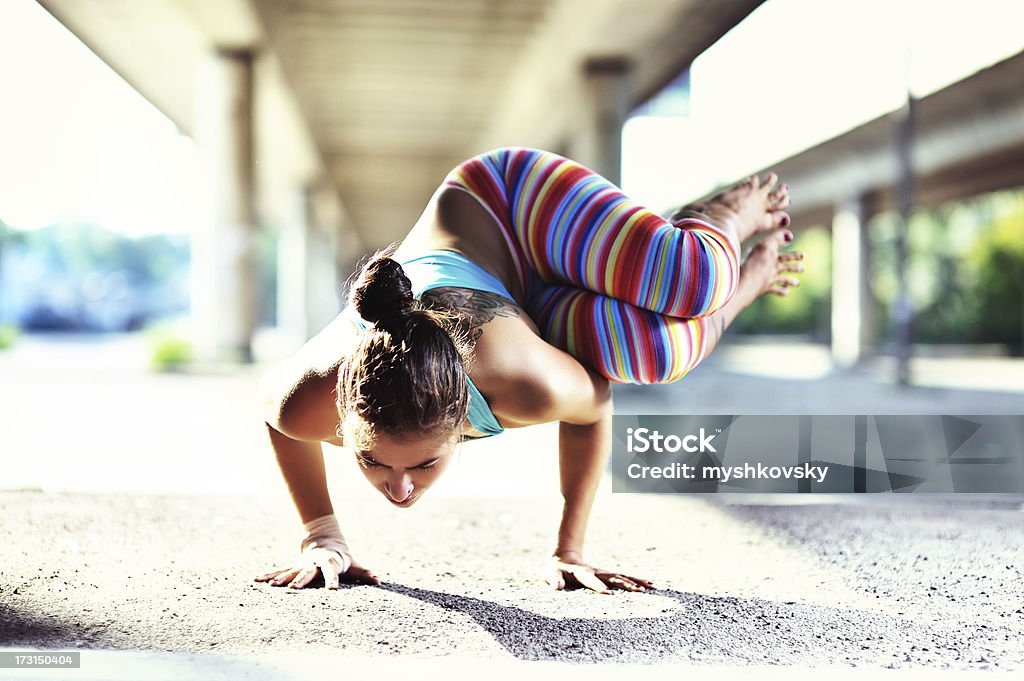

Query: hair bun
[{"left": 351, "top": 253, "right": 414, "bottom": 327}]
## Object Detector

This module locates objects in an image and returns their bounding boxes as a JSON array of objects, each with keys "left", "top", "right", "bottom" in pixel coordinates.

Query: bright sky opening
[
  {"left": 622, "top": 0, "right": 1024, "bottom": 214},
  {"left": 0, "top": 0, "right": 1022, "bottom": 235},
  {"left": 0, "top": 0, "right": 204, "bottom": 235}
]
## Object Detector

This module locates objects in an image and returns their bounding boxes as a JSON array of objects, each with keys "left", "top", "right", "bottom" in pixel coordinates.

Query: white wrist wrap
[{"left": 301, "top": 514, "right": 353, "bottom": 574}]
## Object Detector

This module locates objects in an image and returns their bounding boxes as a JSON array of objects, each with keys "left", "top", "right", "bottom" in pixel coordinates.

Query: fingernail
[
  {"left": 784, "top": 230, "right": 794, "bottom": 242},
  {"left": 781, "top": 215, "right": 791, "bottom": 228}
]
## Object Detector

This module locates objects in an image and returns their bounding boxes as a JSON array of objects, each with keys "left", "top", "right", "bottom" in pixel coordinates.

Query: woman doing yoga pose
[{"left": 256, "top": 148, "right": 804, "bottom": 594}]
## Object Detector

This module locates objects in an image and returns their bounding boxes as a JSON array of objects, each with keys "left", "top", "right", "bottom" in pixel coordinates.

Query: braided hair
[{"left": 337, "top": 249, "right": 471, "bottom": 449}]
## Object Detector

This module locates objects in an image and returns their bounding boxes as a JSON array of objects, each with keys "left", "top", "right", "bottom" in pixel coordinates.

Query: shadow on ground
[
  {"left": 379, "top": 583, "right": 966, "bottom": 666},
  {"left": 0, "top": 603, "right": 97, "bottom": 649}
]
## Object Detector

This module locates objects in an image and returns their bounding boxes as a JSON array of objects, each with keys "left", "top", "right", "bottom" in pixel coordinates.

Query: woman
[{"left": 255, "top": 148, "right": 803, "bottom": 594}]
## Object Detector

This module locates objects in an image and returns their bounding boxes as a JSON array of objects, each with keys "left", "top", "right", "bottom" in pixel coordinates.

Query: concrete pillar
[
  {"left": 306, "top": 183, "right": 346, "bottom": 332},
  {"left": 571, "top": 57, "right": 633, "bottom": 186},
  {"left": 275, "top": 188, "right": 311, "bottom": 348},
  {"left": 306, "top": 224, "right": 342, "bottom": 333},
  {"left": 277, "top": 184, "right": 344, "bottom": 347},
  {"left": 191, "top": 48, "right": 259, "bottom": 363},
  {"left": 831, "top": 197, "right": 875, "bottom": 367}
]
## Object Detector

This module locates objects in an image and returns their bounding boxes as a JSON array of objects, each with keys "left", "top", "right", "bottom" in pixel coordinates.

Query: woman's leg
[
  {"left": 529, "top": 227, "right": 803, "bottom": 384},
  {"left": 527, "top": 285, "right": 714, "bottom": 384},
  {"left": 445, "top": 147, "right": 797, "bottom": 384},
  {"left": 444, "top": 147, "right": 740, "bottom": 319}
]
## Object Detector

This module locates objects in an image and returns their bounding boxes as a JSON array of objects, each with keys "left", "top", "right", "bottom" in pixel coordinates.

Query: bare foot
[
  {"left": 733, "top": 227, "right": 805, "bottom": 306},
  {"left": 672, "top": 173, "right": 792, "bottom": 243}
]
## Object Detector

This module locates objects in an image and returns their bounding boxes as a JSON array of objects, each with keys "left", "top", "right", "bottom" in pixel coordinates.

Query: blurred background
[{"left": 1, "top": 0, "right": 1022, "bottom": 494}]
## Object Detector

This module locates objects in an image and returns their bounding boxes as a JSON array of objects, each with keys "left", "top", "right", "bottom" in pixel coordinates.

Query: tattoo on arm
[{"left": 418, "top": 287, "right": 521, "bottom": 344}]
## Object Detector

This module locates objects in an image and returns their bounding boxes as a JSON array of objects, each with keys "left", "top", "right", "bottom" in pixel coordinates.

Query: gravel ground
[
  {"left": 2, "top": 335, "right": 1022, "bottom": 678},
  {"left": 1, "top": 490, "right": 1022, "bottom": 675}
]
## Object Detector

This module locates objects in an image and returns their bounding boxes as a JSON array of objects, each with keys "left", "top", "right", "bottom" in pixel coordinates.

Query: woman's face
[{"left": 349, "top": 428, "right": 459, "bottom": 508}]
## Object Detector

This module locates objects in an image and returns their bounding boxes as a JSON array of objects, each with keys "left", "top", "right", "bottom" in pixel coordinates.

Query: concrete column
[
  {"left": 571, "top": 57, "right": 633, "bottom": 185},
  {"left": 831, "top": 197, "right": 875, "bottom": 367},
  {"left": 305, "top": 223, "right": 342, "bottom": 334},
  {"left": 306, "top": 183, "right": 346, "bottom": 332},
  {"left": 191, "top": 48, "right": 258, "bottom": 363},
  {"left": 277, "top": 184, "right": 344, "bottom": 348},
  {"left": 275, "top": 188, "right": 311, "bottom": 349}
]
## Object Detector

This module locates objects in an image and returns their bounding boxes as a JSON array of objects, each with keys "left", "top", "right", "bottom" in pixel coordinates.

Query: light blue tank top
[{"left": 345, "top": 250, "right": 512, "bottom": 438}]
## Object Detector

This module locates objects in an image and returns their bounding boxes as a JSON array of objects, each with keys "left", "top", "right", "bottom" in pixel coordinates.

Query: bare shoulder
[
  {"left": 261, "top": 313, "right": 360, "bottom": 443},
  {"left": 484, "top": 343, "right": 611, "bottom": 427}
]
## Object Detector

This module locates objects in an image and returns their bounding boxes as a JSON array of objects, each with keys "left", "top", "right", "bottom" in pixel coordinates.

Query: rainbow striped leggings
[{"left": 445, "top": 147, "right": 740, "bottom": 384}]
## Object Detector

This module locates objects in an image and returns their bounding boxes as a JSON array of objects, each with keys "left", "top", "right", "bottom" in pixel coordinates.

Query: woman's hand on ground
[
  {"left": 543, "top": 553, "right": 655, "bottom": 594},
  {"left": 254, "top": 552, "right": 381, "bottom": 590}
]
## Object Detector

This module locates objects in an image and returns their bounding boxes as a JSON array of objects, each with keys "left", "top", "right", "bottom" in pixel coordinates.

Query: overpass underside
[
  {"left": 38, "top": 0, "right": 764, "bottom": 360},
  {"left": 35, "top": 0, "right": 1024, "bottom": 368},
  {"left": 773, "top": 50, "right": 1024, "bottom": 367}
]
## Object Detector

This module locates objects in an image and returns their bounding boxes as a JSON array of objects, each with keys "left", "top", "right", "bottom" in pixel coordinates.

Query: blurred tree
[
  {"left": 966, "top": 195, "right": 1024, "bottom": 353},
  {"left": 874, "top": 189, "right": 1024, "bottom": 352},
  {"left": 733, "top": 187, "right": 1024, "bottom": 353},
  {"left": 17, "top": 222, "right": 189, "bottom": 285},
  {"left": 733, "top": 226, "right": 832, "bottom": 340},
  {"left": 8, "top": 221, "right": 190, "bottom": 331}
]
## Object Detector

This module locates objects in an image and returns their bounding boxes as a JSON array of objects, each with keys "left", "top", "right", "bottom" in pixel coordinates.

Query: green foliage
[
  {"left": 732, "top": 187, "right": 1024, "bottom": 351},
  {"left": 963, "top": 196, "right": 1024, "bottom": 350},
  {"left": 877, "top": 190, "right": 1024, "bottom": 351},
  {"left": 733, "top": 226, "right": 833, "bottom": 338},
  {"left": 148, "top": 332, "right": 193, "bottom": 371},
  {"left": 0, "top": 325, "right": 17, "bottom": 350}
]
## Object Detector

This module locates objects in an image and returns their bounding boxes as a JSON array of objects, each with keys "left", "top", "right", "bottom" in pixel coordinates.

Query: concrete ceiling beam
[
  {"left": 477, "top": 0, "right": 765, "bottom": 151},
  {"left": 767, "top": 51, "right": 1024, "bottom": 227},
  {"left": 38, "top": 0, "right": 349, "bottom": 245}
]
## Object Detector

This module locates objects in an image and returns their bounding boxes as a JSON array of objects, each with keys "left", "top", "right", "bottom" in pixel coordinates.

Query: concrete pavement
[
  {"left": 1, "top": 490, "right": 1022, "bottom": 675},
  {"left": 1, "top": 334, "right": 1023, "bottom": 677}
]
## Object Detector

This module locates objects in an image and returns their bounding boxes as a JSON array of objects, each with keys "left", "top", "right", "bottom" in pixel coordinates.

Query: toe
[
  {"left": 761, "top": 211, "right": 790, "bottom": 233},
  {"left": 769, "top": 184, "right": 791, "bottom": 210}
]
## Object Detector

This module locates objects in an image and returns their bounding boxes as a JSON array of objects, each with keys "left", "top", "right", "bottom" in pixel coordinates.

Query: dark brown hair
[{"left": 337, "top": 249, "right": 470, "bottom": 450}]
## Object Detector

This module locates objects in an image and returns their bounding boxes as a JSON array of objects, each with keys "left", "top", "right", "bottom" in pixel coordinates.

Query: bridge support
[
  {"left": 831, "top": 196, "right": 875, "bottom": 367},
  {"left": 191, "top": 48, "right": 259, "bottom": 362},
  {"left": 571, "top": 57, "right": 633, "bottom": 186},
  {"left": 276, "top": 184, "right": 344, "bottom": 347}
]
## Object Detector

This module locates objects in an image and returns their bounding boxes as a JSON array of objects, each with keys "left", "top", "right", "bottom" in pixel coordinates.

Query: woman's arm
[
  {"left": 264, "top": 422, "right": 335, "bottom": 524},
  {"left": 489, "top": 333, "right": 653, "bottom": 593},
  {"left": 554, "top": 397, "right": 611, "bottom": 561},
  {"left": 262, "top": 360, "right": 347, "bottom": 523},
  {"left": 257, "top": 420, "right": 379, "bottom": 589},
  {"left": 255, "top": 331, "right": 381, "bottom": 589}
]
